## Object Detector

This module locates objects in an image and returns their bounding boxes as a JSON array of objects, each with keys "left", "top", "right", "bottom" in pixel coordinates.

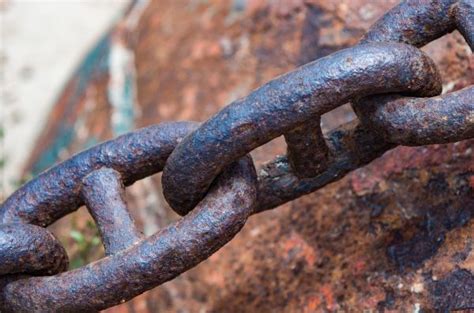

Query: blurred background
[
  {"left": 1, "top": 0, "right": 131, "bottom": 197},
  {"left": 0, "top": 0, "right": 472, "bottom": 312}
]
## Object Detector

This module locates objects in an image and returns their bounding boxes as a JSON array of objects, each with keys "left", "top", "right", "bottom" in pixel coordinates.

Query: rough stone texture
[{"left": 13, "top": 0, "right": 473, "bottom": 312}]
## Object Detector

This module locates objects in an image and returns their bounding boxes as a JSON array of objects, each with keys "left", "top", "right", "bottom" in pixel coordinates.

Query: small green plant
[
  {"left": 10, "top": 172, "right": 33, "bottom": 189},
  {"left": 69, "top": 220, "right": 102, "bottom": 269}
]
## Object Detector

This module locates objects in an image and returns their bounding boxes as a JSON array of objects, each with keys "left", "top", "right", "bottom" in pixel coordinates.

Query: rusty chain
[{"left": 0, "top": 0, "right": 472, "bottom": 311}]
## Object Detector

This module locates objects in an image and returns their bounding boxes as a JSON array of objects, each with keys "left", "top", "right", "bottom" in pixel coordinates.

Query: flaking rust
[
  {"left": 0, "top": 0, "right": 472, "bottom": 312},
  {"left": 0, "top": 148, "right": 258, "bottom": 312},
  {"left": 124, "top": 1, "right": 472, "bottom": 311},
  {"left": 141, "top": 139, "right": 473, "bottom": 312}
]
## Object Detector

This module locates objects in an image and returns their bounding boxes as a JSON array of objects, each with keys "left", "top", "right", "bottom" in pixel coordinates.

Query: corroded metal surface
[
  {"left": 0, "top": 122, "right": 198, "bottom": 226},
  {"left": 429, "top": 269, "right": 474, "bottom": 310},
  {"left": 190, "top": 140, "right": 473, "bottom": 312},
  {"left": 256, "top": 120, "right": 394, "bottom": 212},
  {"left": 357, "top": 87, "right": 474, "bottom": 145},
  {"left": 285, "top": 116, "right": 329, "bottom": 178},
  {"left": 162, "top": 42, "right": 442, "bottom": 215},
  {"left": 162, "top": 0, "right": 473, "bottom": 217},
  {"left": 81, "top": 168, "right": 143, "bottom": 255},
  {"left": 0, "top": 223, "right": 68, "bottom": 276},
  {"left": 0, "top": 0, "right": 472, "bottom": 312},
  {"left": 0, "top": 128, "right": 257, "bottom": 312},
  {"left": 106, "top": 0, "right": 474, "bottom": 309},
  {"left": 361, "top": 0, "right": 458, "bottom": 46}
]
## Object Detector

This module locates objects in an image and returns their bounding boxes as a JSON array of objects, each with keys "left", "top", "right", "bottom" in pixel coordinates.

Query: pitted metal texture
[{"left": 0, "top": 0, "right": 472, "bottom": 311}]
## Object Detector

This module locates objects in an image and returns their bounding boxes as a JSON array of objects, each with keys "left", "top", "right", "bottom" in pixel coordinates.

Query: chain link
[{"left": 0, "top": 0, "right": 472, "bottom": 311}]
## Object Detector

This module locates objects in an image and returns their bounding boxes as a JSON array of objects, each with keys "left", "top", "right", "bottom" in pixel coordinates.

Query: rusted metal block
[{"left": 11, "top": 0, "right": 472, "bottom": 311}]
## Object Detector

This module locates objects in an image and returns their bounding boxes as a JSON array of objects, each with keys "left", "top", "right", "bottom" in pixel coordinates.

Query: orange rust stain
[
  {"left": 353, "top": 259, "right": 366, "bottom": 275},
  {"left": 360, "top": 288, "right": 386, "bottom": 309},
  {"left": 303, "top": 294, "right": 322, "bottom": 312},
  {"left": 282, "top": 231, "right": 318, "bottom": 267},
  {"left": 320, "top": 284, "right": 336, "bottom": 310},
  {"left": 191, "top": 40, "right": 222, "bottom": 60}
]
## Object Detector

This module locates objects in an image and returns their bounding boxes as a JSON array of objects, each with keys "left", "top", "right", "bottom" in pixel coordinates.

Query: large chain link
[{"left": 0, "top": 0, "right": 472, "bottom": 311}]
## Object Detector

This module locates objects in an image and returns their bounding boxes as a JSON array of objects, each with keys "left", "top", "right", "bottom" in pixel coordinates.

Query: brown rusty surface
[
  {"left": 285, "top": 116, "right": 330, "bottom": 178},
  {"left": 357, "top": 86, "right": 474, "bottom": 146},
  {"left": 161, "top": 42, "right": 443, "bottom": 215},
  {"left": 13, "top": 0, "right": 473, "bottom": 311},
  {"left": 0, "top": 223, "right": 68, "bottom": 276},
  {"left": 106, "top": 140, "right": 474, "bottom": 312},
  {"left": 1, "top": 156, "right": 257, "bottom": 312},
  {"left": 81, "top": 168, "right": 143, "bottom": 256}
]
